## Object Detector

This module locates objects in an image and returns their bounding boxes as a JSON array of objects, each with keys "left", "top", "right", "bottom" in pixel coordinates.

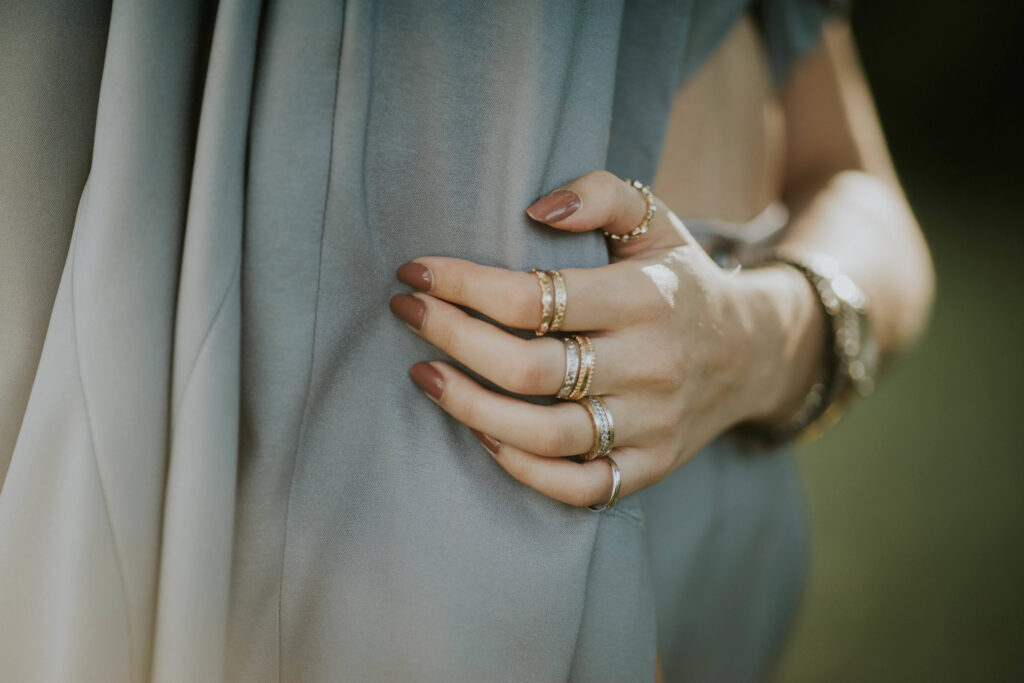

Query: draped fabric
[{"left": 0, "top": 1, "right": 830, "bottom": 680}]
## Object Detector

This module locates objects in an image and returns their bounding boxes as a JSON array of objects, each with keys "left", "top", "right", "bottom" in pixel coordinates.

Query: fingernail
[
  {"left": 410, "top": 362, "right": 444, "bottom": 399},
  {"left": 396, "top": 262, "right": 432, "bottom": 291},
  {"left": 470, "top": 429, "right": 501, "bottom": 457},
  {"left": 526, "top": 189, "right": 581, "bottom": 223},
  {"left": 389, "top": 294, "right": 425, "bottom": 330}
]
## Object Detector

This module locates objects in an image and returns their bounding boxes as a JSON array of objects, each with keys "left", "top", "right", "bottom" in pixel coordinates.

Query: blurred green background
[{"left": 778, "top": 2, "right": 1024, "bottom": 680}]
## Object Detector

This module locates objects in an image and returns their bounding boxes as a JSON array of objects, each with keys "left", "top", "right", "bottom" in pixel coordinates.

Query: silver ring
[
  {"left": 578, "top": 396, "right": 614, "bottom": 461},
  {"left": 557, "top": 337, "right": 581, "bottom": 399},
  {"left": 588, "top": 455, "right": 622, "bottom": 512}
]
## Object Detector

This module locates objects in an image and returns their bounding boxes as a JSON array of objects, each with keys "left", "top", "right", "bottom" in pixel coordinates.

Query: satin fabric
[{"left": 0, "top": 1, "right": 827, "bottom": 680}]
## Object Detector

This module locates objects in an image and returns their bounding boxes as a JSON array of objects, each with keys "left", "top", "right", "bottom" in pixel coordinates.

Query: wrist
[{"left": 729, "top": 262, "right": 827, "bottom": 427}]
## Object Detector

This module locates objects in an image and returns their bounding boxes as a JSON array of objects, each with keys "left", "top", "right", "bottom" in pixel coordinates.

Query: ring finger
[{"left": 410, "top": 360, "right": 646, "bottom": 457}]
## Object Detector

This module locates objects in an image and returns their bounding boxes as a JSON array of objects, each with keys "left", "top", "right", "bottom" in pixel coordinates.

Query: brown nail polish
[
  {"left": 410, "top": 362, "right": 444, "bottom": 399},
  {"left": 526, "top": 189, "right": 582, "bottom": 223},
  {"left": 470, "top": 429, "right": 501, "bottom": 457},
  {"left": 396, "top": 262, "right": 432, "bottom": 291},
  {"left": 389, "top": 293, "right": 425, "bottom": 330}
]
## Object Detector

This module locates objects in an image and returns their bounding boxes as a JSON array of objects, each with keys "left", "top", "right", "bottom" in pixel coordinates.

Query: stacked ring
[
  {"left": 588, "top": 455, "right": 622, "bottom": 512},
  {"left": 563, "top": 334, "right": 595, "bottom": 401},
  {"left": 603, "top": 178, "right": 656, "bottom": 242},
  {"left": 578, "top": 395, "right": 615, "bottom": 461},
  {"left": 531, "top": 269, "right": 568, "bottom": 335},
  {"left": 557, "top": 337, "right": 581, "bottom": 400},
  {"left": 531, "top": 269, "right": 554, "bottom": 335}
]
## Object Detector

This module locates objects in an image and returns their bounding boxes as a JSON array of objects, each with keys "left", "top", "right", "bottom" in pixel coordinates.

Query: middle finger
[
  {"left": 396, "top": 256, "right": 660, "bottom": 332},
  {"left": 390, "top": 292, "right": 632, "bottom": 396}
]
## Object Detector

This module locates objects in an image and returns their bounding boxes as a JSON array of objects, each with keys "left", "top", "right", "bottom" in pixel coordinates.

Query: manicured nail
[
  {"left": 470, "top": 429, "right": 501, "bottom": 457},
  {"left": 526, "top": 189, "right": 581, "bottom": 223},
  {"left": 389, "top": 293, "right": 425, "bottom": 330},
  {"left": 410, "top": 362, "right": 444, "bottom": 399},
  {"left": 396, "top": 262, "right": 432, "bottom": 291}
]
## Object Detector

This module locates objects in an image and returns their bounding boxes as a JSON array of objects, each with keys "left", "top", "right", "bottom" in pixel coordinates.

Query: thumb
[{"left": 525, "top": 169, "right": 690, "bottom": 254}]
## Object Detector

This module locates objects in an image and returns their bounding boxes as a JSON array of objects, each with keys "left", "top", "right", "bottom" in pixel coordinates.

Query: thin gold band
[{"left": 603, "top": 178, "right": 656, "bottom": 242}]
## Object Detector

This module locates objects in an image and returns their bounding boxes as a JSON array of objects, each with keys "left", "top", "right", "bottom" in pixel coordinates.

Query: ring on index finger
[{"left": 531, "top": 268, "right": 567, "bottom": 335}]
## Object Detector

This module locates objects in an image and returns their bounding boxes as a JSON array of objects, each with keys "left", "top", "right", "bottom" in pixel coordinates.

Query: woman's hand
[{"left": 389, "top": 170, "right": 822, "bottom": 508}]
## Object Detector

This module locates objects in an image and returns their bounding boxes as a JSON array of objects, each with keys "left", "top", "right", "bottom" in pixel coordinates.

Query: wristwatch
[
  {"left": 761, "top": 250, "right": 880, "bottom": 445},
  {"left": 782, "top": 251, "right": 879, "bottom": 399}
]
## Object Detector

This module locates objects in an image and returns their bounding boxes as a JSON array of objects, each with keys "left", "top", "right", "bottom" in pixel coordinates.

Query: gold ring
[
  {"left": 603, "top": 178, "right": 656, "bottom": 242},
  {"left": 567, "top": 334, "right": 595, "bottom": 401},
  {"left": 578, "top": 395, "right": 614, "bottom": 461},
  {"left": 557, "top": 337, "right": 581, "bottom": 400},
  {"left": 548, "top": 270, "right": 567, "bottom": 333},
  {"left": 588, "top": 455, "right": 622, "bottom": 512},
  {"left": 531, "top": 269, "right": 554, "bottom": 335}
]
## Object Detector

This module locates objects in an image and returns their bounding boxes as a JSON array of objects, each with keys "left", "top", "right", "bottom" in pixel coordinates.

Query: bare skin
[
  {"left": 390, "top": 15, "right": 933, "bottom": 504},
  {"left": 393, "top": 18, "right": 934, "bottom": 678}
]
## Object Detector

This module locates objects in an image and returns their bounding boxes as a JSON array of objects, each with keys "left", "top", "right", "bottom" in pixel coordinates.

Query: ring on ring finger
[{"left": 578, "top": 395, "right": 615, "bottom": 461}]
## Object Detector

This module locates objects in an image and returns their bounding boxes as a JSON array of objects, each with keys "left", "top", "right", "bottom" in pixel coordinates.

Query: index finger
[{"left": 396, "top": 256, "right": 657, "bottom": 332}]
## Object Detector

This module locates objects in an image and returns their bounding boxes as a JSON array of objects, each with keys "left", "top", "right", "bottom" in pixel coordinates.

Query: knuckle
[
  {"left": 507, "top": 353, "right": 547, "bottom": 394},
  {"left": 446, "top": 271, "right": 467, "bottom": 302},
  {"left": 537, "top": 420, "right": 575, "bottom": 457},
  {"left": 645, "top": 347, "right": 687, "bottom": 390},
  {"left": 431, "top": 315, "right": 457, "bottom": 354},
  {"left": 566, "top": 487, "right": 594, "bottom": 509}
]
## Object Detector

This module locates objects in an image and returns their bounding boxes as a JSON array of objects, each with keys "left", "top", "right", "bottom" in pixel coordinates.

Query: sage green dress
[{"left": 0, "top": 1, "right": 836, "bottom": 680}]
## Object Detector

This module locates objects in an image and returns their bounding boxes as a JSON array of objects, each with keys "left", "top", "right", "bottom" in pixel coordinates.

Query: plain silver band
[{"left": 588, "top": 455, "right": 622, "bottom": 511}]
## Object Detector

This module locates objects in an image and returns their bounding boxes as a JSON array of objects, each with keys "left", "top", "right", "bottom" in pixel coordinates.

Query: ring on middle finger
[{"left": 565, "top": 334, "right": 595, "bottom": 401}]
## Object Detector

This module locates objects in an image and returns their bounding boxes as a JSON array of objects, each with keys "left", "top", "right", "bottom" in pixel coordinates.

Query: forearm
[{"left": 738, "top": 169, "right": 935, "bottom": 426}]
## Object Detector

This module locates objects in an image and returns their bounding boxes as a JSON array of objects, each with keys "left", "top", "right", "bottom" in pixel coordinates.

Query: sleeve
[{"left": 759, "top": 0, "right": 851, "bottom": 86}]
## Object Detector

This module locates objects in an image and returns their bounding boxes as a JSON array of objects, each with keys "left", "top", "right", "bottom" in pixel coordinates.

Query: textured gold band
[
  {"left": 548, "top": 270, "right": 567, "bottom": 333},
  {"left": 604, "top": 178, "right": 656, "bottom": 242},
  {"left": 531, "top": 269, "right": 554, "bottom": 335}
]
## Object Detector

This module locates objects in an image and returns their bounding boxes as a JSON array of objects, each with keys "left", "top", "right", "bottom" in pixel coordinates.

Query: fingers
[
  {"left": 397, "top": 256, "right": 662, "bottom": 332},
  {"left": 470, "top": 434, "right": 667, "bottom": 509},
  {"left": 525, "top": 169, "right": 691, "bottom": 253},
  {"left": 390, "top": 292, "right": 633, "bottom": 395},
  {"left": 409, "top": 361, "right": 645, "bottom": 457}
]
